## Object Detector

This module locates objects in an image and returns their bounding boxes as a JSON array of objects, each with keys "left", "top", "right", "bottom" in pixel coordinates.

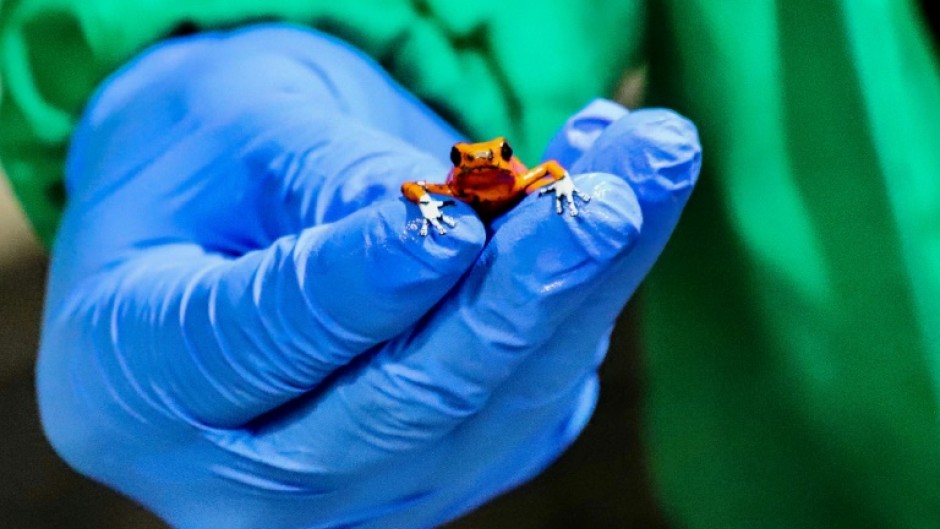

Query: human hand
[{"left": 38, "top": 24, "right": 700, "bottom": 529}]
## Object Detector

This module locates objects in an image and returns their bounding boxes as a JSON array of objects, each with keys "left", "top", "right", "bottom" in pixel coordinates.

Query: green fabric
[
  {"left": 0, "top": 0, "right": 643, "bottom": 245},
  {"left": 645, "top": 1, "right": 940, "bottom": 528},
  {"left": 3, "top": 0, "right": 940, "bottom": 528}
]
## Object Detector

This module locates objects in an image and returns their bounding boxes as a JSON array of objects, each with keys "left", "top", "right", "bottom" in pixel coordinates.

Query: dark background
[{"left": 0, "top": 175, "right": 669, "bottom": 528}]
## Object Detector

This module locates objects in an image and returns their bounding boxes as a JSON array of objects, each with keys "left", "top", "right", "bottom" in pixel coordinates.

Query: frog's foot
[
  {"left": 418, "top": 196, "right": 457, "bottom": 236},
  {"left": 538, "top": 173, "right": 591, "bottom": 217}
]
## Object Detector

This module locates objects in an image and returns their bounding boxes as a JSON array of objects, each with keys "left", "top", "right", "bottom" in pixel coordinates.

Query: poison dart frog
[{"left": 401, "top": 137, "right": 589, "bottom": 236}]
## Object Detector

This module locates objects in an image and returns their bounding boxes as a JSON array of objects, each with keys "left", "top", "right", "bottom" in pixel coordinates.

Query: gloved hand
[{"left": 39, "top": 24, "right": 701, "bottom": 529}]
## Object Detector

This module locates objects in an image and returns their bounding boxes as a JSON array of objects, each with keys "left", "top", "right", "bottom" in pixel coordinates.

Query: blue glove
[{"left": 39, "top": 24, "right": 701, "bottom": 529}]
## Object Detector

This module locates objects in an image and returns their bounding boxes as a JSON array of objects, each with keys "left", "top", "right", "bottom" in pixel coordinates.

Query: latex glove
[{"left": 39, "top": 24, "right": 701, "bottom": 529}]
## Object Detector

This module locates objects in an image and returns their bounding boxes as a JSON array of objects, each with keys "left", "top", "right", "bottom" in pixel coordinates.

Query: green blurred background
[{"left": 0, "top": 168, "right": 666, "bottom": 528}]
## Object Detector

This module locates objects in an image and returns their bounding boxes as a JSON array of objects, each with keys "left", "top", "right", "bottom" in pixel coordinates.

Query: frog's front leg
[
  {"left": 521, "top": 161, "right": 591, "bottom": 217},
  {"left": 401, "top": 181, "right": 458, "bottom": 236}
]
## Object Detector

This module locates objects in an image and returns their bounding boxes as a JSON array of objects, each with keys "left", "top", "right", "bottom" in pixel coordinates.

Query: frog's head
[{"left": 450, "top": 137, "right": 515, "bottom": 175}]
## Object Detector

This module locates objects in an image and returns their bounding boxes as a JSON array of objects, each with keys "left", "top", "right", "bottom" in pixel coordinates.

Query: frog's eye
[
  {"left": 500, "top": 141, "right": 513, "bottom": 161},
  {"left": 450, "top": 145, "right": 462, "bottom": 166}
]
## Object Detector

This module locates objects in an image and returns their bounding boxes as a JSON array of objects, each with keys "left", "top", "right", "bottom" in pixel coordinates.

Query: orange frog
[{"left": 401, "top": 137, "right": 590, "bottom": 236}]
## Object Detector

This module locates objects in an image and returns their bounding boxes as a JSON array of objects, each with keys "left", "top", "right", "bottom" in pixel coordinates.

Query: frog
[{"left": 401, "top": 137, "right": 590, "bottom": 236}]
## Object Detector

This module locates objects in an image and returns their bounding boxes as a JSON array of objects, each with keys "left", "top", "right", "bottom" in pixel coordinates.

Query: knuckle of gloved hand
[
  {"left": 185, "top": 52, "right": 316, "bottom": 119},
  {"left": 37, "top": 337, "right": 153, "bottom": 481},
  {"left": 475, "top": 300, "right": 556, "bottom": 352},
  {"left": 220, "top": 24, "right": 404, "bottom": 117},
  {"left": 349, "top": 368, "right": 488, "bottom": 451}
]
